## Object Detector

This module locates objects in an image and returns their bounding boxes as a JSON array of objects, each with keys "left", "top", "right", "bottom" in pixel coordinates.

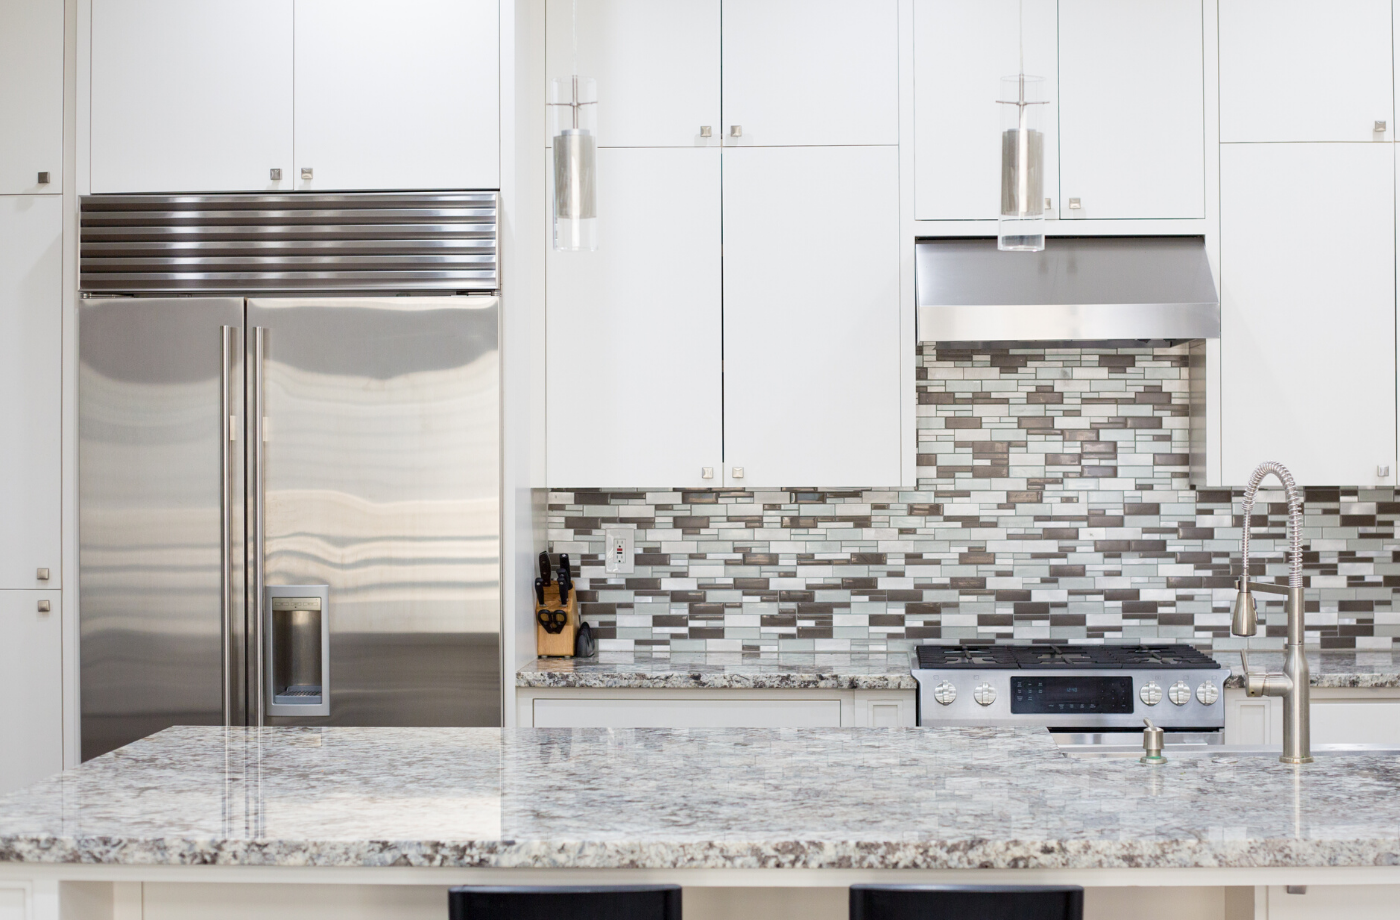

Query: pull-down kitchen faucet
[{"left": 1232, "top": 460, "right": 1311, "bottom": 764}]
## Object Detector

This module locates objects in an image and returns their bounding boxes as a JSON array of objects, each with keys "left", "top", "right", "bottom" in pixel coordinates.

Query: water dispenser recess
[{"left": 264, "top": 585, "right": 331, "bottom": 717}]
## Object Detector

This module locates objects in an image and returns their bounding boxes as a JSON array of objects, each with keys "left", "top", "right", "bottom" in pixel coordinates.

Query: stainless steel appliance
[
  {"left": 912, "top": 644, "right": 1225, "bottom": 731},
  {"left": 915, "top": 236, "right": 1219, "bottom": 342},
  {"left": 78, "top": 193, "right": 501, "bottom": 761}
]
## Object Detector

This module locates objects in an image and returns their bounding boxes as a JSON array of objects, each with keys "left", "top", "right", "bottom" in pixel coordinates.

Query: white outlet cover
[{"left": 603, "top": 527, "right": 635, "bottom": 574}]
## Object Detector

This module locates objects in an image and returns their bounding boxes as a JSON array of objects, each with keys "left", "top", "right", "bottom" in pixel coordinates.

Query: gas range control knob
[
  {"left": 1196, "top": 680, "right": 1219, "bottom": 705},
  {"left": 973, "top": 682, "right": 997, "bottom": 706},
  {"left": 1168, "top": 680, "right": 1192, "bottom": 706},
  {"left": 933, "top": 681, "right": 957, "bottom": 705},
  {"left": 1138, "top": 681, "right": 1162, "bottom": 706}
]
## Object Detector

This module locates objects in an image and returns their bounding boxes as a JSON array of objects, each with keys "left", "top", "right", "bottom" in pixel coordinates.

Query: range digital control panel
[{"left": 1010, "top": 676, "right": 1134, "bottom": 714}]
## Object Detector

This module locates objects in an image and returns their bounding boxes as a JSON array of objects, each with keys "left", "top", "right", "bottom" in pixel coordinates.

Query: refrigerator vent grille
[{"left": 79, "top": 192, "right": 498, "bottom": 293}]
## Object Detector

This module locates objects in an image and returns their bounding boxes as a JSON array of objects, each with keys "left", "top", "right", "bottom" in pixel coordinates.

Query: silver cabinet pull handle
[
  {"left": 729, "top": 125, "right": 742, "bottom": 137},
  {"left": 300, "top": 167, "right": 313, "bottom": 180},
  {"left": 700, "top": 126, "right": 712, "bottom": 138},
  {"left": 1376, "top": 120, "right": 1388, "bottom": 132},
  {"left": 270, "top": 168, "right": 282, "bottom": 180},
  {"left": 37, "top": 600, "right": 51, "bottom": 613},
  {"left": 37, "top": 172, "right": 50, "bottom": 184},
  {"left": 701, "top": 466, "right": 714, "bottom": 479},
  {"left": 1068, "top": 198, "right": 1082, "bottom": 209},
  {"left": 731, "top": 466, "right": 745, "bottom": 479},
  {"left": 251, "top": 326, "right": 268, "bottom": 726},
  {"left": 36, "top": 568, "right": 50, "bottom": 581}
]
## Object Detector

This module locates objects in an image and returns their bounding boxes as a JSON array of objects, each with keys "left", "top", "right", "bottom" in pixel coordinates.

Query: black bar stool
[
  {"left": 850, "top": 884, "right": 1083, "bottom": 920},
  {"left": 449, "top": 885, "right": 682, "bottom": 920}
]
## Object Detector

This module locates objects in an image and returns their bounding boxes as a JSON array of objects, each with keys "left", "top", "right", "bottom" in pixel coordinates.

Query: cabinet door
[
  {"left": 913, "top": 0, "right": 1057, "bottom": 221},
  {"left": 0, "top": 590, "right": 62, "bottom": 794},
  {"left": 722, "top": 146, "right": 901, "bottom": 488},
  {"left": 547, "top": 148, "right": 723, "bottom": 488},
  {"left": 91, "top": 0, "right": 293, "bottom": 193},
  {"left": 0, "top": 0, "right": 62, "bottom": 193},
  {"left": 1222, "top": 0, "right": 1392, "bottom": 143},
  {"left": 721, "top": 0, "right": 898, "bottom": 147},
  {"left": 1220, "top": 143, "right": 1395, "bottom": 486},
  {"left": 0, "top": 197, "right": 61, "bottom": 590},
  {"left": 294, "top": 0, "right": 499, "bottom": 191},
  {"left": 546, "top": 0, "right": 720, "bottom": 148},
  {"left": 1058, "top": 0, "right": 1205, "bottom": 219}
]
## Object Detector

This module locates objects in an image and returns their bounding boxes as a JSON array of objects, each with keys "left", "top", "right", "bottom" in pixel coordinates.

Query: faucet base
[{"left": 1280, "top": 755, "right": 1314, "bottom": 765}]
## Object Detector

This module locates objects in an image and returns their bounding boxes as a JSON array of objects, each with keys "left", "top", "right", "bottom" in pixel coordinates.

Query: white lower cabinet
[
  {"left": 518, "top": 688, "right": 916, "bottom": 728},
  {"left": 1219, "top": 142, "right": 1396, "bottom": 487},
  {"left": 0, "top": 590, "right": 63, "bottom": 795},
  {"left": 1225, "top": 687, "right": 1400, "bottom": 746}
]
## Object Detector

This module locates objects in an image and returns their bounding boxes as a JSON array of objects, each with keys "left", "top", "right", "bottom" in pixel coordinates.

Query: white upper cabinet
[
  {"left": 722, "top": 146, "right": 901, "bottom": 488},
  {"left": 720, "top": 0, "right": 899, "bottom": 147},
  {"left": 1220, "top": 143, "right": 1396, "bottom": 487},
  {"left": 91, "top": 0, "right": 295, "bottom": 193},
  {"left": 1221, "top": 0, "right": 1393, "bottom": 143},
  {"left": 1057, "top": 0, "right": 1205, "bottom": 219},
  {"left": 293, "top": 0, "right": 499, "bottom": 191},
  {"left": 0, "top": 196, "right": 62, "bottom": 590},
  {"left": 547, "top": 148, "right": 723, "bottom": 488},
  {"left": 0, "top": 0, "right": 63, "bottom": 194},
  {"left": 913, "top": 0, "right": 1058, "bottom": 221},
  {"left": 546, "top": 0, "right": 720, "bottom": 148}
]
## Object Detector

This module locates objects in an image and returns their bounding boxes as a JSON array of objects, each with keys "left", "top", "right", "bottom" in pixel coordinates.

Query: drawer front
[{"left": 532, "top": 698, "right": 844, "bottom": 728}]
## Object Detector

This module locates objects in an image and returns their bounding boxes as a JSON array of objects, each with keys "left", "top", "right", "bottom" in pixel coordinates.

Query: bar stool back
[
  {"left": 850, "top": 884, "right": 1083, "bottom": 920},
  {"left": 449, "top": 884, "right": 683, "bottom": 920}
]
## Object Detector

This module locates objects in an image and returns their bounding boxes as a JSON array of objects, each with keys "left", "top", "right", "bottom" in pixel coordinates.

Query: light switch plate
[{"left": 603, "top": 527, "right": 635, "bottom": 574}]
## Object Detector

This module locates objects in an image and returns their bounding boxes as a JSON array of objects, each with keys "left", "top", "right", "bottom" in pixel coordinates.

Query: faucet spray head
[{"left": 1232, "top": 581, "right": 1257, "bottom": 636}]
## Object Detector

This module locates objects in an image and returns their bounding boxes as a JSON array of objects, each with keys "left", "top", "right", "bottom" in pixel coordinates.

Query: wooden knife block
[{"left": 535, "top": 584, "right": 579, "bottom": 658}]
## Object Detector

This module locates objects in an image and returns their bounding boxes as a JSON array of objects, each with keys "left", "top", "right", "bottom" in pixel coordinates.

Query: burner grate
[{"left": 915, "top": 643, "right": 1220, "bottom": 670}]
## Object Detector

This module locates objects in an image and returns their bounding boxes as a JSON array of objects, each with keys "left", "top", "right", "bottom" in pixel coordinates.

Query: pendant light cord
[
  {"left": 572, "top": 0, "right": 578, "bottom": 76},
  {"left": 1018, "top": 0, "right": 1024, "bottom": 75}
]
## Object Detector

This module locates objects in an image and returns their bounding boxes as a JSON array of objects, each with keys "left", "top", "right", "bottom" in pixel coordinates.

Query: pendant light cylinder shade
[
  {"left": 997, "top": 74, "right": 1046, "bottom": 252},
  {"left": 552, "top": 76, "right": 599, "bottom": 251}
]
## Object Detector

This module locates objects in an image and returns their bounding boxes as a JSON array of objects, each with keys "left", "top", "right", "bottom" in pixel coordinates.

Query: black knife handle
[
  {"left": 538, "top": 551, "right": 552, "bottom": 585},
  {"left": 534, "top": 577, "right": 545, "bottom": 605}
]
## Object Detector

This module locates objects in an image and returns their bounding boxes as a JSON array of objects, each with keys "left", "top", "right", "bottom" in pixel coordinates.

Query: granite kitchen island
[{"left": 2, "top": 725, "right": 1400, "bottom": 919}]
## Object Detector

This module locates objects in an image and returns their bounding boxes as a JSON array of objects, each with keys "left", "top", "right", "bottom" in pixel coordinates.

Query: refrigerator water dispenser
[{"left": 265, "top": 585, "right": 331, "bottom": 717}]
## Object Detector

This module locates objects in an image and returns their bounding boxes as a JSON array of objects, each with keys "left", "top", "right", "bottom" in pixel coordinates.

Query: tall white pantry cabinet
[
  {"left": 1218, "top": 0, "right": 1399, "bottom": 486},
  {"left": 0, "top": 0, "right": 64, "bottom": 795},
  {"left": 545, "top": 0, "right": 902, "bottom": 490}
]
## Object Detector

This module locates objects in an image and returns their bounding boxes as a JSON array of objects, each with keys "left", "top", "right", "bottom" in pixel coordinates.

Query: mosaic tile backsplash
[{"left": 549, "top": 344, "right": 1400, "bottom": 653}]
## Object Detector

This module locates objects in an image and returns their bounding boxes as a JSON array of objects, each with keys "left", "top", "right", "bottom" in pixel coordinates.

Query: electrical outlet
[{"left": 603, "top": 527, "right": 634, "bottom": 574}]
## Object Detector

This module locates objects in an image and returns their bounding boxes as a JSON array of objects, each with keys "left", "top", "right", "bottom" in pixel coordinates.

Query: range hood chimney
[{"left": 916, "top": 236, "right": 1219, "bottom": 342}]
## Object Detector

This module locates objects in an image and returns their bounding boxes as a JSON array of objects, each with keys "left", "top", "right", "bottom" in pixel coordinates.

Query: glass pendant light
[
  {"left": 549, "top": 0, "right": 598, "bottom": 251},
  {"left": 996, "top": 1, "right": 1048, "bottom": 252}
]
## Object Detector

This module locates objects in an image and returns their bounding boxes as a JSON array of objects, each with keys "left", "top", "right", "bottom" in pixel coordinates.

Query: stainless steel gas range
[{"left": 912, "top": 644, "right": 1225, "bottom": 730}]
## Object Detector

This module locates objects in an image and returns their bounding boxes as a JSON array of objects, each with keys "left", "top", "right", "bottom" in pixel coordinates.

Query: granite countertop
[
  {"left": 1215, "top": 649, "right": 1400, "bottom": 689},
  {"left": 5, "top": 725, "right": 1400, "bottom": 870},
  {"left": 516, "top": 650, "right": 919, "bottom": 690}
]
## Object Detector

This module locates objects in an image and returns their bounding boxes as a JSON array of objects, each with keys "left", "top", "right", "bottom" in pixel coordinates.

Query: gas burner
[
  {"left": 1011, "top": 645, "right": 1104, "bottom": 669},
  {"left": 915, "top": 645, "right": 1019, "bottom": 669}
]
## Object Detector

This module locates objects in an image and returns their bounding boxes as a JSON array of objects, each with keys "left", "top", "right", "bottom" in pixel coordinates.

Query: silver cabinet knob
[
  {"left": 36, "top": 568, "right": 50, "bottom": 581},
  {"left": 973, "top": 682, "right": 996, "bottom": 706},
  {"left": 1139, "top": 681, "right": 1162, "bottom": 706},
  {"left": 1168, "top": 680, "right": 1192, "bottom": 706},
  {"left": 933, "top": 681, "right": 957, "bottom": 705},
  {"left": 269, "top": 168, "right": 282, "bottom": 180},
  {"left": 1068, "top": 197, "right": 1082, "bottom": 210},
  {"left": 37, "top": 600, "right": 51, "bottom": 614},
  {"left": 729, "top": 125, "right": 742, "bottom": 137},
  {"left": 37, "top": 171, "right": 50, "bottom": 184},
  {"left": 700, "top": 126, "right": 712, "bottom": 138},
  {"left": 1196, "top": 680, "right": 1219, "bottom": 705},
  {"left": 1379, "top": 464, "right": 1391, "bottom": 478},
  {"left": 301, "top": 167, "right": 313, "bottom": 180},
  {"left": 1376, "top": 120, "right": 1388, "bottom": 132},
  {"left": 731, "top": 466, "right": 744, "bottom": 479},
  {"left": 701, "top": 466, "right": 714, "bottom": 480}
]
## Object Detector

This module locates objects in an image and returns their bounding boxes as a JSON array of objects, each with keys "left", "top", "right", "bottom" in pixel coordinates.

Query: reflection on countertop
[
  {"left": 517, "top": 649, "right": 918, "bottom": 690},
  {"left": 5, "top": 725, "right": 1400, "bottom": 870}
]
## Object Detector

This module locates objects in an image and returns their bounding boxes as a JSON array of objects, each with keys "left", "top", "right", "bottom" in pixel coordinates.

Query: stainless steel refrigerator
[{"left": 77, "top": 193, "right": 501, "bottom": 761}]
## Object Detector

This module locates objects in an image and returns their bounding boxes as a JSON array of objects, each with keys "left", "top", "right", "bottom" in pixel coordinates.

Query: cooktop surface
[{"left": 914, "top": 644, "right": 1221, "bottom": 671}]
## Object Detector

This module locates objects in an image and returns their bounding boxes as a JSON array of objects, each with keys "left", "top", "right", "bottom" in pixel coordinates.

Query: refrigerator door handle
[
  {"left": 220, "top": 326, "right": 235, "bottom": 727},
  {"left": 251, "top": 325, "right": 267, "bottom": 727}
]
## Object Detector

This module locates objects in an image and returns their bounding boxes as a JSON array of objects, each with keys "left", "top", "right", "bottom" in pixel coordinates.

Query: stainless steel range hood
[{"left": 916, "top": 236, "right": 1219, "bottom": 342}]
